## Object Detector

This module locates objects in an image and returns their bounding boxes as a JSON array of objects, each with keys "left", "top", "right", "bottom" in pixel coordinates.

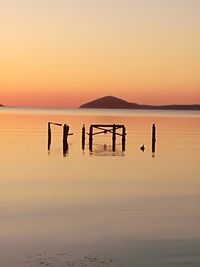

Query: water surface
[{"left": 0, "top": 108, "right": 200, "bottom": 266}]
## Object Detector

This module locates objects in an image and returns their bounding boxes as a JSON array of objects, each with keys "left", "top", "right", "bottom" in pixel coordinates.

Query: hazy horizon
[{"left": 1, "top": 95, "right": 200, "bottom": 109}]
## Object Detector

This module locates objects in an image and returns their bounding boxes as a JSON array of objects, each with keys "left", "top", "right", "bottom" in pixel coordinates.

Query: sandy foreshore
[{"left": 1, "top": 239, "right": 200, "bottom": 267}]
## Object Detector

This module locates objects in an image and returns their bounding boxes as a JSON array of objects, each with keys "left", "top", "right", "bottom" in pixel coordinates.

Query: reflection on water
[
  {"left": 0, "top": 108, "right": 200, "bottom": 266},
  {"left": 90, "top": 144, "right": 125, "bottom": 157},
  {"left": 48, "top": 142, "right": 124, "bottom": 157},
  {"left": 63, "top": 141, "right": 69, "bottom": 157}
]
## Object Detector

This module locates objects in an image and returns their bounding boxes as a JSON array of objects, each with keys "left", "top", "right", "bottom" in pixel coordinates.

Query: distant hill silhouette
[
  {"left": 79, "top": 96, "right": 200, "bottom": 110},
  {"left": 0, "top": 104, "right": 4, "bottom": 107},
  {"left": 80, "top": 96, "right": 137, "bottom": 109}
]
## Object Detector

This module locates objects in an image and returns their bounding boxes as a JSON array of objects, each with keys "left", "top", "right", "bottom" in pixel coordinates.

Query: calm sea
[{"left": 0, "top": 107, "right": 200, "bottom": 267}]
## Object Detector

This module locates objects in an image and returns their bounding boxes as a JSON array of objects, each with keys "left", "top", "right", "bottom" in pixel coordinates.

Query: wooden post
[
  {"left": 112, "top": 124, "right": 116, "bottom": 151},
  {"left": 63, "top": 124, "right": 69, "bottom": 156},
  {"left": 122, "top": 126, "right": 126, "bottom": 151},
  {"left": 66, "top": 125, "right": 69, "bottom": 137},
  {"left": 89, "top": 126, "right": 93, "bottom": 151},
  {"left": 152, "top": 124, "right": 156, "bottom": 153},
  {"left": 63, "top": 124, "right": 67, "bottom": 143},
  {"left": 48, "top": 122, "right": 51, "bottom": 150},
  {"left": 82, "top": 124, "right": 86, "bottom": 150}
]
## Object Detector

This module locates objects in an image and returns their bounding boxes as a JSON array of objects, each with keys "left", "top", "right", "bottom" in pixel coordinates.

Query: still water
[{"left": 0, "top": 107, "right": 200, "bottom": 266}]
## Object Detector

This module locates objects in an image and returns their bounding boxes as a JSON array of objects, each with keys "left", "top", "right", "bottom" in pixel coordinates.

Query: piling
[
  {"left": 82, "top": 124, "right": 86, "bottom": 150},
  {"left": 48, "top": 122, "right": 51, "bottom": 150},
  {"left": 63, "top": 124, "right": 69, "bottom": 156},
  {"left": 89, "top": 126, "right": 93, "bottom": 151},
  {"left": 122, "top": 126, "right": 126, "bottom": 151},
  {"left": 112, "top": 124, "right": 116, "bottom": 151},
  {"left": 152, "top": 124, "right": 156, "bottom": 153},
  {"left": 63, "top": 124, "right": 67, "bottom": 143}
]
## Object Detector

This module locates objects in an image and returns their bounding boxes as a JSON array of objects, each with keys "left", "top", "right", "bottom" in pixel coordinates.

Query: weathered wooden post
[
  {"left": 63, "top": 124, "right": 67, "bottom": 143},
  {"left": 89, "top": 125, "right": 93, "bottom": 151},
  {"left": 82, "top": 124, "right": 86, "bottom": 150},
  {"left": 152, "top": 124, "right": 156, "bottom": 153},
  {"left": 48, "top": 122, "right": 51, "bottom": 150},
  {"left": 63, "top": 124, "right": 69, "bottom": 156},
  {"left": 112, "top": 124, "right": 116, "bottom": 151},
  {"left": 122, "top": 126, "right": 126, "bottom": 151}
]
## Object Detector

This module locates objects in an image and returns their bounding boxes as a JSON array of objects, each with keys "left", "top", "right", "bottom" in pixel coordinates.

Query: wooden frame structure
[
  {"left": 48, "top": 122, "right": 73, "bottom": 155},
  {"left": 82, "top": 124, "right": 126, "bottom": 152},
  {"left": 47, "top": 122, "right": 156, "bottom": 156}
]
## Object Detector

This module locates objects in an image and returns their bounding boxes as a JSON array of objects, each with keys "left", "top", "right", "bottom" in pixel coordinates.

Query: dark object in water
[
  {"left": 140, "top": 144, "right": 145, "bottom": 151},
  {"left": 152, "top": 124, "right": 156, "bottom": 153}
]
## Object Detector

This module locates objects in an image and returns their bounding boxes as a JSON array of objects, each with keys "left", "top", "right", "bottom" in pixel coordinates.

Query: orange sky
[{"left": 0, "top": 0, "right": 200, "bottom": 108}]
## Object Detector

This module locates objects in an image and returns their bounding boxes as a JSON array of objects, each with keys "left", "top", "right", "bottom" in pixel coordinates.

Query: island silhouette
[{"left": 80, "top": 96, "right": 200, "bottom": 110}]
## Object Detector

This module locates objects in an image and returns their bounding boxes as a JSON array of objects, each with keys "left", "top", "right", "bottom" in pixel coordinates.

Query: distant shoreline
[
  {"left": 80, "top": 105, "right": 200, "bottom": 111},
  {"left": 1, "top": 96, "right": 200, "bottom": 111},
  {"left": 79, "top": 96, "right": 200, "bottom": 111},
  {"left": 1, "top": 106, "right": 200, "bottom": 111}
]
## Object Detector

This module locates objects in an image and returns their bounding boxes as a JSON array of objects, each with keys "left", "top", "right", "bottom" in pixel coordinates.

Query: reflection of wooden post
[
  {"left": 89, "top": 126, "right": 93, "bottom": 151},
  {"left": 82, "top": 124, "right": 86, "bottom": 150},
  {"left": 112, "top": 124, "right": 116, "bottom": 151},
  {"left": 63, "top": 142, "right": 68, "bottom": 157},
  {"left": 152, "top": 124, "right": 156, "bottom": 153},
  {"left": 122, "top": 126, "right": 126, "bottom": 151},
  {"left": 48, "top": 122, "right": 51, "bottom": 150}
]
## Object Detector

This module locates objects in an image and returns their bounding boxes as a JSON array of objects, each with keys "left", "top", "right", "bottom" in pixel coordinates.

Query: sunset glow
[{"left": 0, "top": 0, "right": 200, "bottom": 107}]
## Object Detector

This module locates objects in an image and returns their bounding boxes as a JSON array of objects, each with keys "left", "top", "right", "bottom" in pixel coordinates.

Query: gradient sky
[{"left": 0, "top": 0, "right": 200, "bottom": 107}]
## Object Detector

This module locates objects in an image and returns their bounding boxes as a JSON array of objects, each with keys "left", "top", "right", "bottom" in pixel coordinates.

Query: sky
[{"left": 0, "top": 0, "right": 200, "bottom": 108}]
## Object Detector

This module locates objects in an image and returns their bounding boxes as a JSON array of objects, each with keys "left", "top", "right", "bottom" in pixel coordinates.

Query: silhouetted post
[
  {"left": 112, "top": 124, "right": 116, "bottom": 151},
  {"left": 82, "top": 124, "right": 86, "bottom": 150},
  {"left": 63, "top": 124, "right": 69, "bottom": 156},
  {"left": 48, "top": 122, "right": 51, "bottom": 150},
  {"left": 122, "top": 126, "right": 126, "bottom": 151},
  {"left": 89, "top": 126, "right": 93, "bottom": 151},
  {"left": 63, "top": 124, "right": 67, "bottom": 143},
  {"left": 152, "top": 124, "right": 156, "bottom": 153},
  {"left": 66, "top": 125, "right": 69, "bottom": 137}
]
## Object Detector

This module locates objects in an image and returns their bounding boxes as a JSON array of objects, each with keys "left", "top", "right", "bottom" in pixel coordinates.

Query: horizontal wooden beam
[
  {"left": 49, "top": 122, "right": 63, "bottom": 126},
  {"left": 93, "top": 130, "right": 113, "bottom": 136},
  {"left": 116, "top": 132, "right": 127, "bottom": 137},
  {"left": 91, "top": 124, "right": 124, "bottom": 128}
]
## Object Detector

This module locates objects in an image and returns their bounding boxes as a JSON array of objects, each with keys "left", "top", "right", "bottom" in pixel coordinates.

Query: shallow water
[{"left": 0, "top": 108, "right": 200, "bottom": 266}]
